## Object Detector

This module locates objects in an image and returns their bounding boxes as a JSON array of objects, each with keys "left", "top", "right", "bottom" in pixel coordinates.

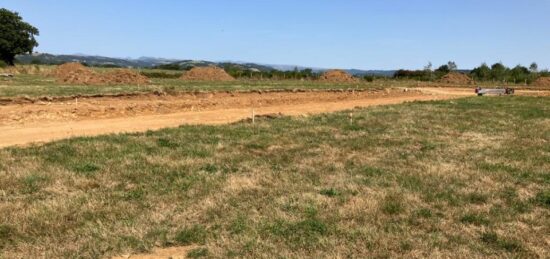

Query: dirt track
[{"left": 0, "top": 87, "right": 546, "bottom": 148}]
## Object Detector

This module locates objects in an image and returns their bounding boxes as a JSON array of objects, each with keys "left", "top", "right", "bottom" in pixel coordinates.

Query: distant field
[
  {"left": 1, "top": 65, "right": 536, "bottom": 98},
  {"left": 0, "top": 73, "right": 415, "bottom": 98},
  {"left": 1, "top": 96, "right": 548, "bottom": 258}
]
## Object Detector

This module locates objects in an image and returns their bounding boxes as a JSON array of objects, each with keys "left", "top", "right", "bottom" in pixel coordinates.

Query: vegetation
[
  {"left": 1, "top": 97, "right": 548, "bottom": 258},
  {"left": 470, "top": 62, "right": 550, "bottom": 84},
  {"left": 394, "top": 61, "right": 550, "bottom": 84},
  {"left": 0, "top": 8, "right": 39, "bottom": 65},
  {"left": 0, "top": 71, "right": 397, "bottom": 98},
  {"left": 394, "top": 61, "right": 461, "bottom": 81}
]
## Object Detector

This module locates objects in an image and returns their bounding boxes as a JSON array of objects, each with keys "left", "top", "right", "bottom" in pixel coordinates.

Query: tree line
[
  {"left": 154, "top": 63, "right": 324, "bottom": 80},
  {"left": 394, "top": 61, "right": 550, "bottom": 84}
]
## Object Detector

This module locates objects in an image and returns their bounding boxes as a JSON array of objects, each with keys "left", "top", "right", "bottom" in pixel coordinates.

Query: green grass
[
  {"left": 0, "top": 96, "right": 548, "bottom": 258},
  {"left": 0, "top": 72, "right": 404, "bottom": 98}
]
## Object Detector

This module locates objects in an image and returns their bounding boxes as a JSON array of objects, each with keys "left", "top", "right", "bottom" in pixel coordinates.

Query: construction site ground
[{"left": 1, "top": 87, "right": 548, "bottom": 148}]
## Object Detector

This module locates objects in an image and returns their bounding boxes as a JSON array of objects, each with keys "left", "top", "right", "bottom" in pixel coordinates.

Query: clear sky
[{"left": 2, "top": 0, "right": 549, "bottom": 70}]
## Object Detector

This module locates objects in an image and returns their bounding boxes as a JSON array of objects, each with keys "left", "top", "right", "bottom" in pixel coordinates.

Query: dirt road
[{"left": 0, "top": 87, "right": 545, "bottom": 148}]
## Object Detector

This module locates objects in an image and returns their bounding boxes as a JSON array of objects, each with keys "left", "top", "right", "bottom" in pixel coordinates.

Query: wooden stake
[
  {"left": 349, "top": 112, "right": 353, "bottom": 125},
  {"left": 252, "top": 109, "right": 255, "bottom": 124}
]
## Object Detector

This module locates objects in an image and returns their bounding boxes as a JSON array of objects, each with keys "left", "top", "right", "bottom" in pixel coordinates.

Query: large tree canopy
[{"left": 0, "top": 8, "right": 39, "bottom": 65}]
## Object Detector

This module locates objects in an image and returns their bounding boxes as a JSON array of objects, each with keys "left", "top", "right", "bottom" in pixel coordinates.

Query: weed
[
  {"left": 0, "top": 224, "right": 16, "bottom": 249},
  {"left": 320, "top": 188, "right": 339, "bottom": 197},
  {"left": 465, "top": 192, "right": 488, "bottom": 204},
  {"left": 381, "top": 193, "right": 405, "bottom": 215},
  {"left": 480, "top": 231, "right": 524, "bottom": 253},
  {"left": 157, "top": 138, "right": 179, "bottom": 148},
  {"left": 188, "top": 247, "right": 209, "bottom": 258},
  {"left": 74, "top": 163, "right": 100, "bottom": 176},
  {"left": 229, "top": 215, "right": 248, "bottom": 234},
  {"left": 415, "top": 208, "right": 433, "bottom": 218},
  {"left": 21, "top": 174, "right": 49, "bottom": 194},
  {"left": 175, "top": 225, "right": 207, "bottom": 245},
  {"left": 532, "top": 190, "right": 550, "bottom": 208},
  {"left": 460, "top": 213, "right": 490, "bottom": 226}
]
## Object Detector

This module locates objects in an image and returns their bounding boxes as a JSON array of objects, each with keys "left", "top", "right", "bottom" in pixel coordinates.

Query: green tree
[
  {"left": 424, "top": 62, "right": 433, "bottom": 81},
  {"left": 470, "top": 63, "right": 491, "bottom": 81},
  {"left": 490, "top": 62, "right": 507, "bottom": 81},
  {"left": 529, "top": 62, "right": 538, "bottom": 73},
  {"left": 509, "top": 65, "right": 530, "bottom": 83},
  {"left": 436, "top": 64, "right": 450, "bottom": 74},
  {"left": 0, "top": 8, "right": 39, "bottom": 65},
  {"left": 447, "top": 61, "right": 457, "bottom": 71}
]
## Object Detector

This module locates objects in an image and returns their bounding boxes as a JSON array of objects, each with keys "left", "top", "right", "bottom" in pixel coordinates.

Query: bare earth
[
  {"left": 0, "top": 87, "right": 546, "bottom": 148},
  {"left": 111, "top": 246, "right": 197, "bottom": 259}
]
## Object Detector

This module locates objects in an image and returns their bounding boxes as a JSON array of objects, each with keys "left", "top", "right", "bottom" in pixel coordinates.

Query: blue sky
[{"left": 2, "top": 0, "right": 549, "bottom": 70}]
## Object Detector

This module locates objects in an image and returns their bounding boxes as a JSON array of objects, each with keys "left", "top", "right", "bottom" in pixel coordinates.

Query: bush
[
  {"left": 0, "top": 60, "right": 7, "bottom": 68},
  {"left": 364, "top": 75, "right": 375, "bottom": 82}
]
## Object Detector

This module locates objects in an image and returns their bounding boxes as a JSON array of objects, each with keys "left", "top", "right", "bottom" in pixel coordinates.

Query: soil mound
[
  {"left": 52, "top": 63, "right": 150, "bottom": 85},
  {"left": 440, "top": 72, "right": 474, "bottom": 85},
  {"left": 52, "top": 63, "right": 103, "bottom": 85},
  {"left": 533, "top": 77, "right": 550, "bottom": 87},
  {"left": 319, "top": 70, "right": 358, "bottom": 83},
  {"left": 180, "top": 66, "right": 235, "bottom": 81},
  {"left": 103, "top": 69, "right": 150, "bottom": 85}
]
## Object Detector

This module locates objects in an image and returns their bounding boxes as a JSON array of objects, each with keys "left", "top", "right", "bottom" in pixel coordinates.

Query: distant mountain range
[{"left": 16, "top": 53, "right": 396, "bottom": 76}]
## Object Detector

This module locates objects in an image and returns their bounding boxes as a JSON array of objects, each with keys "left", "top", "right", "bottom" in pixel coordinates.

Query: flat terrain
[
  {"left": 0, "top": 73, "right": 405, "bottom": 97},
  {"left": 0, "top": 96, "right": 548, "bottom": 258},
  {"left": 0, "top": 87, "right": 475, "bottom": 147},
  {"left": 1, "top": 71, "right": 543, "bottom": 98},
  {"left": 1, "top": 86, "right": 548, "bottom": 148}
]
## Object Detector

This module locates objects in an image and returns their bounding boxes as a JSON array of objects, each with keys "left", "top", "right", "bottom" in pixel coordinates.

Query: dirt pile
[
  {"left": 52, "top": 63, "right": 104, "bottom": 85},
  {"left": 180, "top": 66, "right": 235, "bottom": 81},
  {"left": 52, "top": 63, "right": 150, "bottom": 85},
  {"left": 440, "top": 72, "right": 474, "bottom": 85},
  {"left": 533, "top": 77, "right": 550, "bottom": 87},
  {"left": 319, "top": 70, "right": 358, "bottom": 83}
]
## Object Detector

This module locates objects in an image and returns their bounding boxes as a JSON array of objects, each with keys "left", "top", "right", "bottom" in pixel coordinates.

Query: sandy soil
[
  {"left": 0, "top": 87, "right": 546, "bottom": 148},
  {"left": 111, "top": 246, "right": 197, "bottom": 259}
]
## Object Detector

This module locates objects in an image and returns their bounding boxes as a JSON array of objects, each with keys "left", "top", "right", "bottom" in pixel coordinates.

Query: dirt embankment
[
  {"left": 0, "top": 88, "right": 411, "bottom": 126},
  {"left": 52, "top": 63, "right": 150, "bottom": 85},
  {"left": 319, "top": 70, "right": 358, "bottom": 83},
  {"left": 180, "top": 66, "right": 235, "bottom": 81},
  {"left": 0, "top": 88, "right": 460, "bottom": 147},
  {"left": 533, "top": 77, "right": 550, "bottom": 87},
  {"left": 439, "top": 72, "right": 474, "bottom": 85}
]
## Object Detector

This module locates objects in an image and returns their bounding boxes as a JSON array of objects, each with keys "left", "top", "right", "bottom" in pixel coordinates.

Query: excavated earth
[{"left": 0, "top": 87, "right": 547, "bottom": 148}]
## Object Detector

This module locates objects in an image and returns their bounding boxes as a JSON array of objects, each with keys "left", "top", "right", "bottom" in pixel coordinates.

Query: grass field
[
  {"left": 0, "top": 66, "right": 534, "bottom": 98},
  {"left": 1, "top": 96, "right": 548, "bottom": 258},
  {"left": 0, "top": 73, "right": 401, "bottom": 98}
]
